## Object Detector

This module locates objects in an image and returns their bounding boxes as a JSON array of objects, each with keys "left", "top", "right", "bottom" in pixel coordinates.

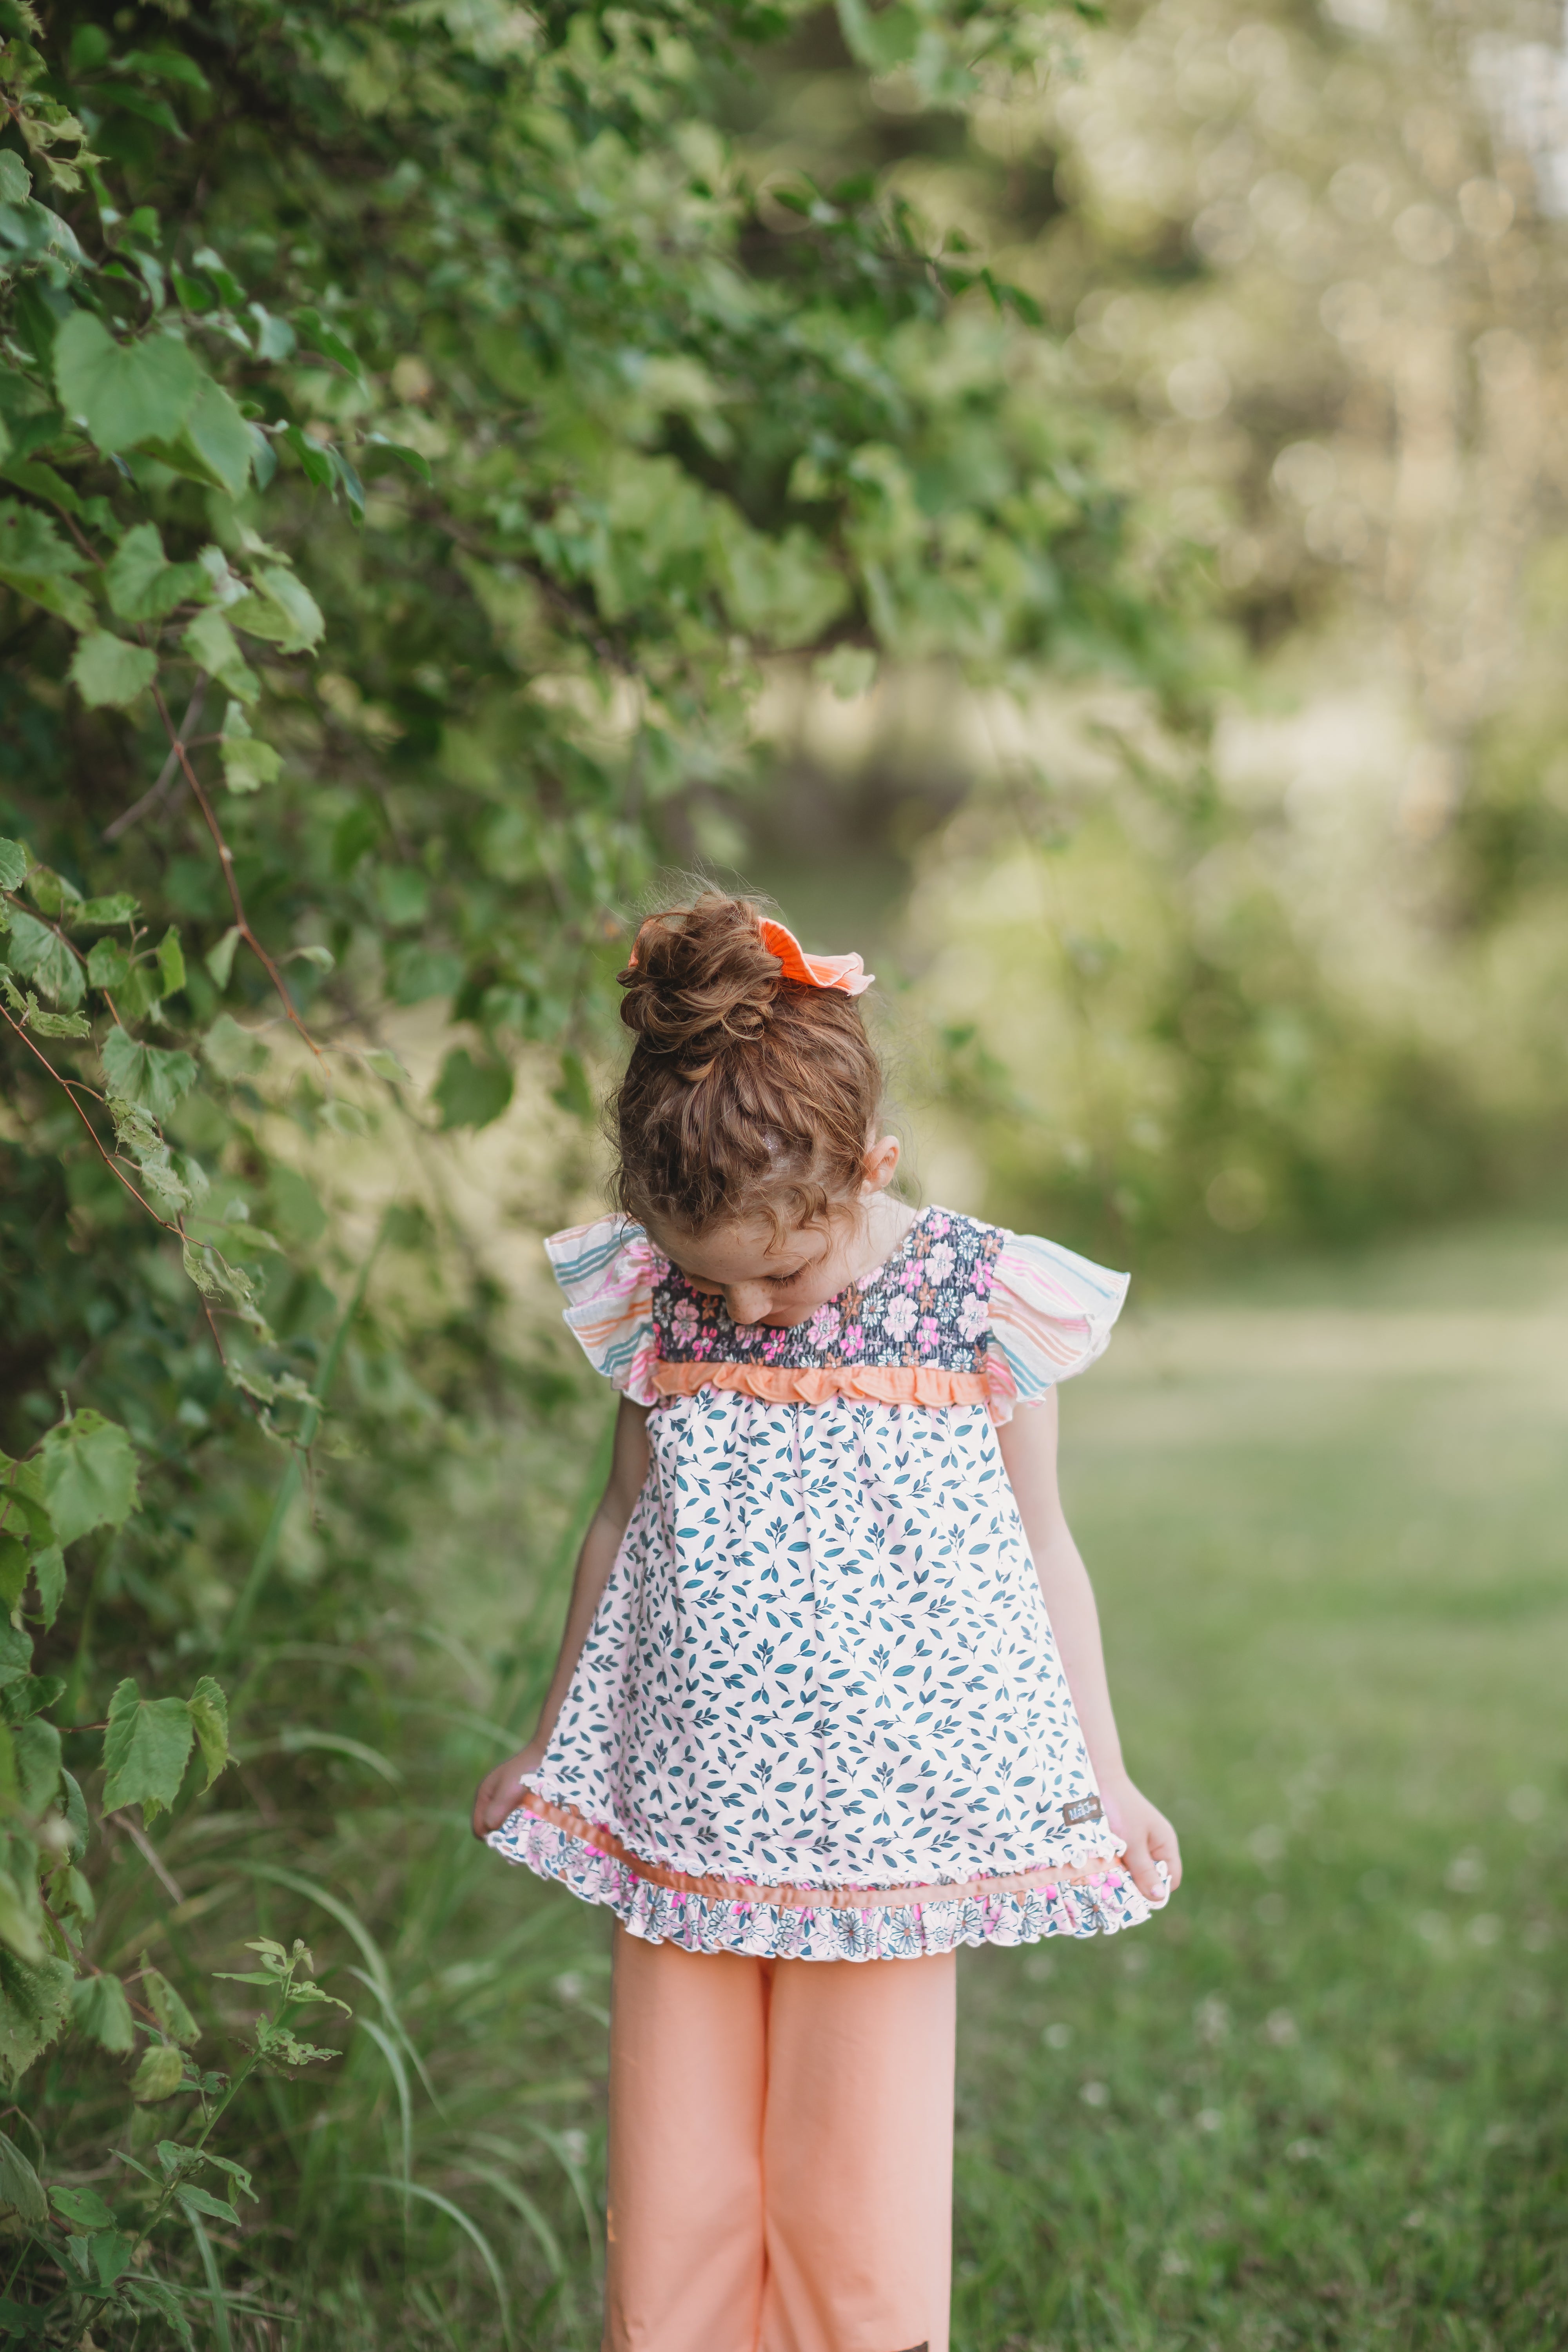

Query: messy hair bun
[
  {"left": 612, "top": 893, "right": 884, "bottom": 1236},
  {"left": 619, "top": 895, "right": 783, "bottom": 1078}
]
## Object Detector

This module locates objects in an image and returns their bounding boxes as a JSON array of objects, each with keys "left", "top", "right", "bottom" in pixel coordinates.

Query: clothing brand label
[{"left": 1061, "top": 1795, "right": 1104, "bottom": 1828}]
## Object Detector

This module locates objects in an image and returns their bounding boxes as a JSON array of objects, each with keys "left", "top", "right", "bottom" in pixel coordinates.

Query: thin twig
[
  {"left": 0, "top": 1002, "right": 174, "bottom": 1229},
  {"left": 105, "top": 1812, "right": 187, "bottom": 1906},
  {"left": 104, "top": 675, "right": 207, "bottom": 842},
  {"left": 150, "top": 682, "right": 327, "bottom": 1066}
]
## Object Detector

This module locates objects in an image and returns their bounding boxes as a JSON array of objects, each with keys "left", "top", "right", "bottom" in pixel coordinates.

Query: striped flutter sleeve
[
  {"left": 984, "top": 1230, "right": 1129, "bottom": 1424},
  {"left": 544, "top": 1216, "right": 659, "bottom": 1406}
]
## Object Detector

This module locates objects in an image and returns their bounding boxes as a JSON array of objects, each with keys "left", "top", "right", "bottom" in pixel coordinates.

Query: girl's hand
[
  {"left": 472, "top": 1740, "right": 547, "bottom": 1839},
  {"left": 1100, "top": 1769, "right": 1182, "bottom": 1904}
]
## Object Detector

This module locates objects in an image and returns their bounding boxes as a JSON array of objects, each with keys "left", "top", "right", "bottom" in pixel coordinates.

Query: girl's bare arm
[
  {"left": 997, "top": 1389, "right": 1181, "bottom": 1903},
  {"left": 471, "top": 1395, "right": 651, "bottom": 1837}
]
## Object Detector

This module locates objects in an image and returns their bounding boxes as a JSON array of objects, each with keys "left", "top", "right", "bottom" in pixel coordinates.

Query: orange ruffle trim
[
  {"left": 518, "top": 1791, "right": 1123, "bottom": 1909},
  {"left": 652, "top": 1361, "right": 993, "bottom": 1409}
]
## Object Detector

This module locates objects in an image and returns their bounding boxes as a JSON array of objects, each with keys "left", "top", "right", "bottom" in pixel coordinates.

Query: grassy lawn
[
  {"left": 312, "top": 1220, "right": 1565, "bottom": 2350},
  {"left": 955, "top": 1222, "right": 1568, "bottom": 2350}
]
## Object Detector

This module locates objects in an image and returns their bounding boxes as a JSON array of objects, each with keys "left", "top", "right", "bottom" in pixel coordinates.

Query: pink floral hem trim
[{"left": 486, "top": 1806, "right": 1163, "bottom": 1960}]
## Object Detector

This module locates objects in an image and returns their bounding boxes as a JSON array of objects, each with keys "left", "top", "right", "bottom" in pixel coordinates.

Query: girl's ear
[{"left": 860, "top": 1134, "right": 901, "bottom": 1196}]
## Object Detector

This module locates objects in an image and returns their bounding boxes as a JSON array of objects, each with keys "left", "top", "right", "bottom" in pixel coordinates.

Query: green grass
[{"left": 954, "top": 1221, "right": 1568, "bottom": 2350}]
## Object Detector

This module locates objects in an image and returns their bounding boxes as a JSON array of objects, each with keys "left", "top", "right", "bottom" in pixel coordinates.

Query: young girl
[{"left": 473, "top": 893, "right": 1180, "bottom": 2352}]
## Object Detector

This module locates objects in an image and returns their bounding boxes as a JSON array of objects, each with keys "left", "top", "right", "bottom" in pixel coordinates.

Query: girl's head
[{"left": 612, "top": 893, "right": 899, "bottom": 1326}]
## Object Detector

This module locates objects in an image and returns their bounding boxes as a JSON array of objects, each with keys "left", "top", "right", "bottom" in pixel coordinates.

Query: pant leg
[
  {"left": 759, "top": 1950, "right": 957, "bottom": 2352},
  {"left": 603, "top": 1925, "right": 769, "bottom": 2352}
]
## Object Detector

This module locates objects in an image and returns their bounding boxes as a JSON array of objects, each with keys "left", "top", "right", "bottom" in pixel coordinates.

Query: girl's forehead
[{"left": 648, "top": 1214, "right": 833, "bottom": 1284}]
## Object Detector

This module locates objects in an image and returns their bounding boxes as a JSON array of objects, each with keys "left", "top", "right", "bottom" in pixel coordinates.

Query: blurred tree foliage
[
  {"left": 731, "top": 0, "right": 1568, "bottom": 1254},
  {"left": 0, "top": 0, "right": 1176, "bottom": 2340}
]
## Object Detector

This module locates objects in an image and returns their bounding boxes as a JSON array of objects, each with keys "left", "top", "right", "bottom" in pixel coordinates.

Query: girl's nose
[{"left": 726, "top": 1284, "right": 772, "bottom": 1326}]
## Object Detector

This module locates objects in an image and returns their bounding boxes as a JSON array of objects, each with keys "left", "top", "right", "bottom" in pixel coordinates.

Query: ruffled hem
[
  {"left": 653, "top": 1361, "right": 993, "bottom": 1411},
  {"left": 486, "top": 1804, "right": 1164, "bottom": 1960}
]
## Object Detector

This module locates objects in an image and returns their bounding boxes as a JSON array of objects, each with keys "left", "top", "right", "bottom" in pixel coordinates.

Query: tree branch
[
  {"left": 0, "top": 1002, "right": 175, "bottom": 1231},
  {"left": 104, "top": 676, "right": 208, "bottom": 844},
  {"left": 149, "top": 681, "right": 327, "bottom": 1066}
]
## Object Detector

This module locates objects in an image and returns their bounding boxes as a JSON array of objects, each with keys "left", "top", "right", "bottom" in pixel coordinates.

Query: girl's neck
[{"left": 842, "top": 1191, "right": 918, "bottom": 1295}]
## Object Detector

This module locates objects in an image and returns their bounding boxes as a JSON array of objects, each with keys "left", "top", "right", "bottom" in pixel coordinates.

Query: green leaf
[
  {"left": 181, "top": 607, "right": 259, "bottom": 702},
  {"left": 0, "top": 1948, "right": 72, "bottom": 2087},
  {"left": 283, "top": 422, "right": 334, "bottom": 488},
  {"left": 53, "top": 313, "right": 200, "bottom": 454},
  {"left": 25, "top": 1007, "right": 90, "bottom": 1039},
  {"left": 60, "top": 1769, "right": 87, "bottom": 1854},
  {"left": 73, "top": 894, "right": 139, "bottom": 927},
  {"left": 146, "top": 375, "right": 253, "bottom": 499},
  {"left": 433, "top": 1047, "right": 514, "bottom": 1131},
  {"left": 120, "top": 45, "right": 211, "bottom": 93},
  {"left": 69, "top": 1970, "right": 136, "bottom": 2054},
  {"left": 294, "top": 308, "right": 362, "bottom": 377},
  {"left": 14, "top": 1717, "right": 61, "bottom": 1815},
  {"left": 87, "top": 937, "right": 131, "bottom": 989},
  {"left": 27, "top": 868, "right": 83, "bottom": 918},
  {"left": 0, "top": 1537, "right": 24, "bottom": 1612},
  {"left": 0, "top": 2129, "right": 47, "bottom": 2225},
  {"left": 4, "top": 1675, "right": 65, "bottom": 1725},
  {"left": 187, "top": 1677, "right": 229, "bottom": 1789},
  {"left": 0, "top": 840, "right": 27, "bottom": 893},
  {"left": 220, "top": 734, "right": 281, "bottom": 793},
  {"left": 226, "top": 564, "right": 324, "bottom": 653},
  {"left": 141, "top": 1956, "right": 201, "bottom": 2048},
  {"left": 0, "top": 156, "right": 30, "bottom": 206},
  {"left": 40, "top": 1410, "right": 139, "bottom": 1548},
  {"left": 550, "top": 1049, "right": 593, "bottom": 1122},
  {"left": 102, "top": 1680, "right": 193, "bottom": 1822},
  {"left": 132, "top": 2042, "right": 187, "bottom": 2102},
  {"left": 104, "top": 521, "right": 210, "bottom": 622},
  {"left": 363, "top": 434, "right": 434, "bottom": 485},
  {"left": 91, "top": 2228, "right": 134, "bottom": 2289},
  {"left": 813, "top": 644, "right": 878, "bottom": 699},
  {"left": 201, "top": 1012, "right": 268, "bottom": 1078},
  {"left": 0, "top": 1871, "right": 44, "bottom": 1965},
  {"left": 205, "top": 926, "right": 240, "bottom": 989},
  {"left": 156, "top": 926, "right": 187, "bottom": 997},
  {"left": 100, "top": 1025, "right": 198, "bottom": 1119},
  {"left": 4, "top": 911, "right": 85, "bottom": 1009},
  {"left": 50, "top": 2182, "right": 115, "bottom": 2229},
  {"left": 0, "top": 500, "right": 94, "bottom": 630},
  {"left": 32, "top": 1547, "right": 64, "bottom": 1629},
  {"left": 0, "top": 1623, "right": 33, "bottom": 1692},
  {"left": 69, "top": 631, "right": 159, "bottom": 710},
  {"left": 121, "top": 2277, "right": 195, "bottom": 2349},
  {"left": 174, "top": 2183, "right": 239, "bottom": 2225},
  {"left": 4, "top": 919, "right": 83, "bottom": 1010}
]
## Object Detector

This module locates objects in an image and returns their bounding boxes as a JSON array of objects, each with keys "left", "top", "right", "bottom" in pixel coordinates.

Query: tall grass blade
[
  {"left": 184, "top": 2207, "right": 233, "bottom": 2352},
  {"left": 465, "top": 2127, "right": 599, "bottom": 2259},
  {"left": 358, "top": 2015, "right": 414, "bottom": 2189},
  {"left": 355, "top": 2176, "right": 513, "bottom": 2349},
  {"left": 448, "top": 2155, "right": 566, "bottom": 2277}
]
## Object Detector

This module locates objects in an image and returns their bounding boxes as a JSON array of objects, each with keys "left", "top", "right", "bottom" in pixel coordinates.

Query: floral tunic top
[{"left": 486, "top": 1207, "right": 1161, "bottom": 1960}]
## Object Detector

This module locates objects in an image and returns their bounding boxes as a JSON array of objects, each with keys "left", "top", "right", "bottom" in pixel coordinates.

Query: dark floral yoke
[{"left": 652, "top": 1209, "right": 1003, "bottom": 1373}]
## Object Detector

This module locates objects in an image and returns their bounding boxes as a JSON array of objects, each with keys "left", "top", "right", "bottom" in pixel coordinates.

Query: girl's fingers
[{"left": 1147, "top": 1816, "right": 1182, "bottom": 1893}]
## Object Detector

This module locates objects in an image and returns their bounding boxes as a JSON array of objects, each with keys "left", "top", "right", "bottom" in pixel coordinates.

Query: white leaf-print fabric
[{"left": 488, "top": 1209, "right": 1161, "bottom": 1958}]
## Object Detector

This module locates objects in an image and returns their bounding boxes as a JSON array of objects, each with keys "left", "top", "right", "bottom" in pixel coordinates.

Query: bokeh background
[{"left": 3, "top": 0, "right": 1566, "bottom": 2343}]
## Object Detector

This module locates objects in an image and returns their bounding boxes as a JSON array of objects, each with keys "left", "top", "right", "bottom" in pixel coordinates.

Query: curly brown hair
[{"left": 612, "top": 893, "right": 885, "bottom": 1237}]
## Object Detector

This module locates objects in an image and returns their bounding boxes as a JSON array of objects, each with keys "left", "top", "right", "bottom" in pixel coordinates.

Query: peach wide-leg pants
[{"left": 604, "top": 1924, "right": 956, "bottom": 2352}]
